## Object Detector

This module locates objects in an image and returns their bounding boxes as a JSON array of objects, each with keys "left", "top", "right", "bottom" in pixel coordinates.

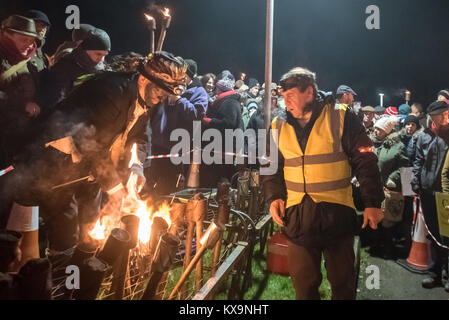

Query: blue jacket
[{"left": 150, "top": 86, "right": 208, "bottom": 150}]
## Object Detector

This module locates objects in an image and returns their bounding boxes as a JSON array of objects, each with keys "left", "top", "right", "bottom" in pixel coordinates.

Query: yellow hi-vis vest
[{"left": 272, "top": 104, "right": 355, "bottom": 210}]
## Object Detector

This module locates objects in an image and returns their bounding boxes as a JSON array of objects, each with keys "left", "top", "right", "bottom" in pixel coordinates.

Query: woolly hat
[
  {"left": 374, "top": 117, "right": 398, "bottom": 135},
  {"left": 25, "top": 10, "right": 51, "bottom": 26},
  {"left": 72, "top": 24, "right": 96, "bottom": 42},
  {"left": 404, "top": 115, "right": 420, "bottom": 129},
  {"left": 248, "top": 78, "right": 259, "bottom": 89},
  {"left": 385, "top": 106, "right": 398, "bottom": 116},
  {"left": 247, "top": 101, "right": 259, "bottom": 111},
  {"left": 216, "top": 70, "right": 235, "bottom": 92},
  {"left": 398, "top": 104, "right": 412, "bottom": 115},
  {"left": 81, "top": 28, "right": 111, "bottom": 51}
]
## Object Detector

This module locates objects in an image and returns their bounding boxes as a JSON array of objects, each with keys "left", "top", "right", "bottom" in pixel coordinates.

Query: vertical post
[{"left": 264, "top": 0, "right": 274, "bottom": 129}]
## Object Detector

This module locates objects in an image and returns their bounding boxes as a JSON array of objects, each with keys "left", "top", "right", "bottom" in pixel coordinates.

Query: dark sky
[{"left": 2, "top": 0, "right": 449, "bottom": 108}]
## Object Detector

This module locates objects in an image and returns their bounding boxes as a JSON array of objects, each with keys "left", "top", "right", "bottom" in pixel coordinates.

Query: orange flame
[
  {"left": 162, "top": 8, "right": 170, "bottom": 17},
  {"left": 123, "top": 143, "right": 172, "bottom": 246},
  {"left": 89, "top": 218, "right": 105, "bottom": 240},
  {"left": 144, "top": 13, "right": 154, "bottom": 21}
]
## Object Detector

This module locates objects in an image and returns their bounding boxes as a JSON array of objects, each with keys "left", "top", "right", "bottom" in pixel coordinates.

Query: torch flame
[
  {"left": 199, "top": 223, "right": 218, "bottom": 247},
  {"left": 144, "top": 13, "right": 154, "bottom": 21},
  {"left": 89, "top": 218, "right": 105, "bottom": 240},
  {"left": 162, "top": 8, "right": 170, "bottom": 17},
  {"left": 123, "top": 143, "right": 172, "bottom": 247}
]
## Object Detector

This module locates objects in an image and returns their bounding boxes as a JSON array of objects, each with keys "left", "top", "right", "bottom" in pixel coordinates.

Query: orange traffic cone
[{"left": 397, "top": 199, "right": 433, "bottom": 274}]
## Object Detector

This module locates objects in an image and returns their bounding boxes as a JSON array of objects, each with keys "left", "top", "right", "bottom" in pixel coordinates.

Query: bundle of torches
[
  {"left": 89, "top": 143, "right": 171, "bottom": 255},
  {"left": 81, "top": 144, "right": 226, "bottom": 300},
  {"left": 144, "top": 7, "right": 171, "bottom": 54}
]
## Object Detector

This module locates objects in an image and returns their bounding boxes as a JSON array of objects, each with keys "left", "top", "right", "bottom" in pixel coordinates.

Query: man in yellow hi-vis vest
[{"left": 261, "top": 67, "right": 384, "bottom": 300}]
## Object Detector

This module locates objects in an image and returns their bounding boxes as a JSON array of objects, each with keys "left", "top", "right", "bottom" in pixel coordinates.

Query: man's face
[
  {"left": 430, "top": 110, "right": 449, "bottom": 128},
  {"left": 250, "top": 84, "right": 260, "bottom": 96},
  {"left": 86, "top": 50, "right": 109, "bottom": 65},
  {"left": 340, "top": 93, "right": 354, "bottom": 105},
  {"left": 35, "top": 21, "right": 48, "bottom": 39},
  {"left": 405, "top": 122, "right": 418, "bottom": 136},
  {"left": 139, "top": 76, "right": 169, "bottom": 106},
  {"left": 411, "top": 105, "right": 421, "bottom": 117},
  {"left": 363, "top": 111, "right": 374, "bottom": 124},
  {"left": 281, "top": 86, "right": 314, "bottom": 118},
  {"left": 4, "top": 31, "right": 35, "bottom": 55}
]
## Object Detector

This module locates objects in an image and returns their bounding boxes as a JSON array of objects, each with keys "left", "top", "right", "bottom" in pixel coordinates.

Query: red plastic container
[{"left": 266, "top": 232, "right": 290, "bottom": 276}]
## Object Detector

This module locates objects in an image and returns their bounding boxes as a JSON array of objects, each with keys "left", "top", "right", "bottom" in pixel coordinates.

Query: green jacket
[{"left": 374, "top": 132, "right": 410, "bottom": 191}]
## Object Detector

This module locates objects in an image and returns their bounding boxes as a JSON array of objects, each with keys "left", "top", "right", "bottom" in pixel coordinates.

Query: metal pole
[{"left": 264, "top": 0, "right": 274, "bottom": 129}]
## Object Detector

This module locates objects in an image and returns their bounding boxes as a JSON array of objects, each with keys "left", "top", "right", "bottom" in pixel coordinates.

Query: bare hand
[
  {"left": 269, "top": 199, "right": 285, "bottom": 227},
  {"left": 362, "top": 207, "right": 384, "bottom": 230},
  {"left": 25, "top": 102, "right": 40, "bottom": 117}
]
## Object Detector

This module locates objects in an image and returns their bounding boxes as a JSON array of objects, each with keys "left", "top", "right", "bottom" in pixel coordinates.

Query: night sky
[{"left": 1, "top": 0, "right": 449, "bottom": 109}]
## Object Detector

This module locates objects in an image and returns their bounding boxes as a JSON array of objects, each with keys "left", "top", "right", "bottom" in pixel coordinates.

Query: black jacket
[
  {"left": 15, "top": 72, "right": 148, "bottom": 197},
  {"left": 38, "top": 47, "right": 98, "bottom": 111},
  {"left": 204, "top": 91, "right": 244, "bottom": 153},
  {"left": 412, "top": 128, "right": 448, "bottom": 195},
  {"left": 261, "top": 92, "right": 384, "bottom": 247}
]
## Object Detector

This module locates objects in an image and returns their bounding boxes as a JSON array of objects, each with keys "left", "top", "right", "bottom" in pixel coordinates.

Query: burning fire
[
  {"left": 90, "top": 144, "right": 172, "bottom": 252},
  {"left": 90, "top": 218, "right": 105, "bottom": 240},
  {"left": 162, "top": 8, "right": 170, "bottom": 17},
  {"left": 144, "top": 13, "right": 154, "bottom": 21}
]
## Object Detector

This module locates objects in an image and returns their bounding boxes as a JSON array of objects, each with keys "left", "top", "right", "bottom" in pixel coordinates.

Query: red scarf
[
  {"left": 216, "top": 90, "right": 236, "bottom": 101},
  {"left": 0, "top": 33, "right": 37, "bottom": 64}
]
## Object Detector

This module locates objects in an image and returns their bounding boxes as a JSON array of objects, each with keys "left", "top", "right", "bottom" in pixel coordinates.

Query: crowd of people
[{"left": 0, "top": 10, "right": 448, "bottom": 299}]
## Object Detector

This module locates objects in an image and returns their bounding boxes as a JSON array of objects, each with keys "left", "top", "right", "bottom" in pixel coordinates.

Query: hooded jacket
[{"left": 374, "top": 132, "right": 410, "bottom": 191}]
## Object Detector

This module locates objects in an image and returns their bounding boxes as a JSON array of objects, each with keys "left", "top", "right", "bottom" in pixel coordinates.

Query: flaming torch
[
  {"left": 156, "top": 8, "right": 171, "bottom": 51},
  {"left": 240, "top": 73, "right": 246, "bottom": 81},
  {"left": 144, "top": 14, "right": 156, "bottom": 54},
  {"left": 405, "top": 90, "right": 411, "bottom": 105}
]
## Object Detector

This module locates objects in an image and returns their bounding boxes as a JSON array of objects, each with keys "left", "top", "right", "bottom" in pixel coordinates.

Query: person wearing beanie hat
[
  {"left": 201, "top": 70, "right": 243, "bottom": 187},
  {"left": 184, "top": 59, "right": 197, "bottom": 83},
  {"left": 38, "top": 28, "right": 112, "bottom": 109},
  {"left": 215, "top": 70, "right": 235, "bottom": 93},
  {"left": 412, "top": 98, "right": 449, "bottom": 289},
  {"left": 371, "top": 114, "right": 410, "bottom": 259},
  {"left": 1, "top": 51, "right": 188, "bottom": 254},
  {"left": 25, "top": 10, "right": 51, "bottom": 91},
  {"left": 437, "top": 90, "right": 449, "bottom": 105},
  {"left": 248, "top": 77, "right": 260, "bottom": 97},
  {"left": 373, "top": 116, "right": 398, "bottom": 142}
]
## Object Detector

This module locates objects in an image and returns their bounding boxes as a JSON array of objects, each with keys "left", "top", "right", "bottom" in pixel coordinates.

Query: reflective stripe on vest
[{"left": 272, "top": 104, "right": 355, "bottom": 209}]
